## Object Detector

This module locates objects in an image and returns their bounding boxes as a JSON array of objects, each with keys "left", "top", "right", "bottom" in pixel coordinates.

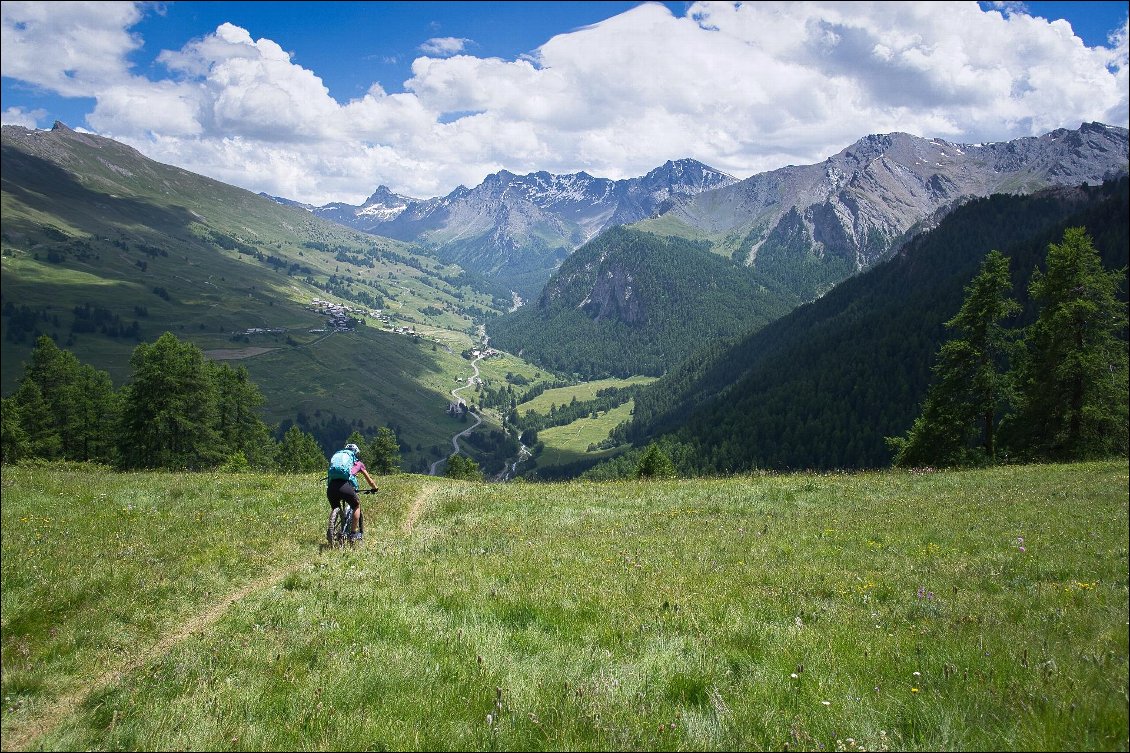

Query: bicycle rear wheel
[{"left": 328, "top": 506, "right": 346, "bottom": 547}]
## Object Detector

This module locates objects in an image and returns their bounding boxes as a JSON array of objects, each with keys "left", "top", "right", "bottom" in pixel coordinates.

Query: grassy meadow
[
  {"left": 512, "top": 376, "right": 656, "bottom": 472},
  {"left": 533, "top": 401, "right": 637, "bottom": 468},
  {"left": 516, "top": 377, "right": 657, "bottom": 417},
  {"left": 1, "top": 461, "right": 1127, "bottom": 751}
]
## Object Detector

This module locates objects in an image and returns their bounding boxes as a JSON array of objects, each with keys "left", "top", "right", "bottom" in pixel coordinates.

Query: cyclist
[{"left": 326, "top": 442, "right": 377, "bottom": 542}]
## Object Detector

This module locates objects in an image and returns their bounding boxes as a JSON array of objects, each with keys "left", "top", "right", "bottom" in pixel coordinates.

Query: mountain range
[
  {"left": 485, "top": 123, "right": 1129, "bottom": 380},
  {"left": 3, "top": 119, "right": 1127, "bottom": 478},
  {"left": 285, "top": 122, "right": 1128, "bottom": 303},
  {"left": 599, "top": 177, "right": 1129, "bottom": 477},
  {"left": 271, "top": 159, "right": 738, "bottom": 299},
  {"left": 641, "top": 122, "right": 1130, "bottom": 299}
]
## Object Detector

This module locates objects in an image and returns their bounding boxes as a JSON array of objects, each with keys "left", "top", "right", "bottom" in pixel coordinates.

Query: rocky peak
[{"left": 362, "top": 185, "right": 416, "bottom": 206}]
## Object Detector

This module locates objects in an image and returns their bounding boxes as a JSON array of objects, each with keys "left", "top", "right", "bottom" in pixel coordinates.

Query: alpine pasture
[{"left": 1, "top": 461, "right": 1126, "bottom": 751}]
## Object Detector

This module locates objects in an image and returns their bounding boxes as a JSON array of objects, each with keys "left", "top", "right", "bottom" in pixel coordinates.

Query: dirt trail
[
  {"left": 2, "top": 481, "right": 440, "bottom": 752},
  {"left": 1, "top": 565, "right": 285, "bottom": 752},
  {"left": 401, "top": 485, "right": 436, "bottom": 532}
]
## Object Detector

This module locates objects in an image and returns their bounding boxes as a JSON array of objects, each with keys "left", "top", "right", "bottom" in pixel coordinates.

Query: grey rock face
[
  {"left": 662, "top": 123, "right": 1128, "bottom": 297},
  {"left": 293, "top": 123, "right": 1127, "bottom": 300},
  {"left": 307, "top": 159, "right": 737, "bottom": 294}
]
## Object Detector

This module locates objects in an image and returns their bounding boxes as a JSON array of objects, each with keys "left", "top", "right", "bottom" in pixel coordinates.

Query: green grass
[
  {"left": 534, "top": 401, "right": 636, "bottom": 467},
  {"left": 1, "top": 125, "right": 520, "bottom": 453},
  {"left": 514, "top": 377, "right": 654, "bottom": 471},
  {"left": 517, "top": 377, "right": 656, "bottom": 416},
  {"left": 2, "top": 461, "right": 1126, "bottom": 751}
]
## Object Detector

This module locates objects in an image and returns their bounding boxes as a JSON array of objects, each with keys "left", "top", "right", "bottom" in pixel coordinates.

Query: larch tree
[
  {"left": 1006, "top": 227, "right": 1128, "bottom": 460},
  {"left": 889, "top": 250, "right": 1020, "bottom": 467}
]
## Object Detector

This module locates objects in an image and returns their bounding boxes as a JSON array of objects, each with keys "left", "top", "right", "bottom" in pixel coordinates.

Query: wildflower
[{"left": 911, "top": 687, "right": 919, "bottom": 693}]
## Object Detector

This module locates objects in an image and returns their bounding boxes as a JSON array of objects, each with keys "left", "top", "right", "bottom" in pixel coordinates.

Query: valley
[{"left": 2, "top": 120, "right": 1127, "bottom": 479}]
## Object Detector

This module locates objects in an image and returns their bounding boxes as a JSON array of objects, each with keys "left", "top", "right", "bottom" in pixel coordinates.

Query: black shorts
[{"left": 327, "top": 479, "right": 360, "bottom": 510}]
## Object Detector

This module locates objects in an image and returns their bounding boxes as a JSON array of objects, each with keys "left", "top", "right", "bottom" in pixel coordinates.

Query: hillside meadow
[{"left": 1, "top": 461, "right": 1127, "bottom": 751}]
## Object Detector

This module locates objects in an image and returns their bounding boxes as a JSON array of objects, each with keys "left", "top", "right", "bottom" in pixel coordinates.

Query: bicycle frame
[{"left": 326, "top": 488, "right": 375, "bottom": 548}]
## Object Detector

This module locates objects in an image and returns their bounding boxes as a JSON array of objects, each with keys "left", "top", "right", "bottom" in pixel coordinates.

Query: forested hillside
[
  {"left": 610, "top": 178, "right": 1129, "bottom": 473},
  {"left": 0, "top": 124, "right": 520, "bottom": 468},
  {"left": 487, "top": 227, "right": 793, "bottom": 378}
]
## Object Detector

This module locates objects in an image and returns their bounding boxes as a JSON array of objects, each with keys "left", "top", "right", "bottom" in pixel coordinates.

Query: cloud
[
  {"left": 418, "top": 36, "right": 472, "bottom": 56},
  {"left": 2, "top": 1, "right": 1127, "bottom": 206},
  {"left": 1, "top": 105, "right": 46, "bottom": 128},
  {"left": 1, "top": 1, "right": 143, "bottom": 96}
]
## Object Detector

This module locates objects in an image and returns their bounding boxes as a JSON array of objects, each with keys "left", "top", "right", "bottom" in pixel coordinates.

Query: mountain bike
[{"left": 326, "top": 488, "right": 377, "bottom": 548}]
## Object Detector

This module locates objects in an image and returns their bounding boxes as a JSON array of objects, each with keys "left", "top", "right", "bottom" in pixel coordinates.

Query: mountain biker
[{"left": 326, "top": 442, "right": 377, "bottom": 542}]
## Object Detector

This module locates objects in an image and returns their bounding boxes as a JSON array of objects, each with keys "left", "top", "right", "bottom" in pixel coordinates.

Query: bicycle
[{"left": 326, "top": 488, "right": 377, "bottom": 548}]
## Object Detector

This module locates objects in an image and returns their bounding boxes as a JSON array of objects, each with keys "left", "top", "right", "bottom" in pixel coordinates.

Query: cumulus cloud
[
  {"left": 1, "top": 0, "right": 1127, "bottom": 205},
  {"left": 1, "top": 1, "right": 143, "bottom": 96},
  {"left": 419, "top": 36, "right": 472, "bottom": 56},
  {"left": 1, "top": 105, "right": 46, "bottom": 128}
]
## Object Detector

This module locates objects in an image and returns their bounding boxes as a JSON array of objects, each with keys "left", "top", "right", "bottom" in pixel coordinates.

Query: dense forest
[
  {"left": 0, "top": 333, "right": 403, "bottom": 474},
  {"left": 487, "top": 227, "right": 794, "bottom": 378},
  {"left": 592, "top": 178, "right": 1128, "bottom": 475}
]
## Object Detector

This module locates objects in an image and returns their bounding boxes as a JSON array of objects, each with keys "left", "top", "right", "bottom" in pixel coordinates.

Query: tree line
[
  {"left": 888, "top": 227, "right": 1127, "bottom": 466},
  {"left": 1, "top": 332, "right": 402, "bottom": 474},
  {"left": 585, "top": 181, "right": 1128, "bottom": 477},
  {"left": 487, "top": 227, "right": 793, "bottom": 379}
]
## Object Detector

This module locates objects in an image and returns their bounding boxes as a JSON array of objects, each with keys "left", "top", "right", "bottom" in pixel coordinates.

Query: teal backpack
[{"left": 328, "top": 449, "right": 354, "bottom": 481}]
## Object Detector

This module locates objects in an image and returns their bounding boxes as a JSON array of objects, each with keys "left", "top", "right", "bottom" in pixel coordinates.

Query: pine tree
[
  {"left": 1, "top": 395, "right": 31, "bottom": 463},
  {"left": 889, "top": 250, "right": 1020, "bottom": 467},
  {"left": 211, "top": 362, "right": 274, "bottom": 468},
  {"left": 636, "top": 442, "right": 677, "bottom": 479},
  {"left": 369, "top": 426, "right": 402, "bottom": 474},
  {"left": 1006, "top": 228, "right": 1129, "bottom": 460},
  {"left": 18, "top": 335, "right": 118, "bottom": 462},
  {"left": 117, "top": 332, "right": 224, "bottom": 470},
  {"left": 276, "top": 425, "right": 327, "bottom": 472},
  {"left": 445, "top": 454, "right": 482, "bottom": 480},
  {"left": 10, "top": 380, "right": 62, "bottom": 459},
  {"left": 69, "top": 362, "right": 119, "bottom": 464}
]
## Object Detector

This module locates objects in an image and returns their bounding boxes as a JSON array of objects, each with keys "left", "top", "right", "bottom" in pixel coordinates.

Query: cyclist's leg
[{"left": 338, "top": 482, "right": 362, "bottom": 540}]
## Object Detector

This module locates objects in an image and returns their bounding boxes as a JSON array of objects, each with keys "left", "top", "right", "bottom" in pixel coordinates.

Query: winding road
[{"left": 429, "top": 354, "right": 485, "bottom": 475}]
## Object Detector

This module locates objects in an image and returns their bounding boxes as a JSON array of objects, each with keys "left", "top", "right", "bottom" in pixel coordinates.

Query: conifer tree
[
  {"left": 444, "top": 454, "right": 482, "bottom": 480},
  {"left": 1, "top": 395, "right": 33, "bottom": 462},
  {"left": 117, "top": 332, "right": 223, "bottom": 470},
  {"left": 1006, "top": 228, "right": 1128, "bottom": 459},
  {"left": 18, "top": 335, "right": 118, "bottom": 462},
  {"left": 211, "top": 362, "right": 275, "bottom": 469},
  {"left": 68, "top": 362, "right": 119, "bottom": 464},
  {"left": 889, "top": 250, "right": 1020, "bottom": 467},
  {"left": 637, "top": 442, "right": 677, "bottom": 479},
  {"left": 369, "top": 426, "right": 402, "bottom": 474},
  {"left": 276, "top": 425, "right": 327, "bottom": 472}
]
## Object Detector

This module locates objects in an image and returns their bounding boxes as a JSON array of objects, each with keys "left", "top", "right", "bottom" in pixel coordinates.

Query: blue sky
[{"left": 3, "top": 1, "right": 1127, "bottom": 204}]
